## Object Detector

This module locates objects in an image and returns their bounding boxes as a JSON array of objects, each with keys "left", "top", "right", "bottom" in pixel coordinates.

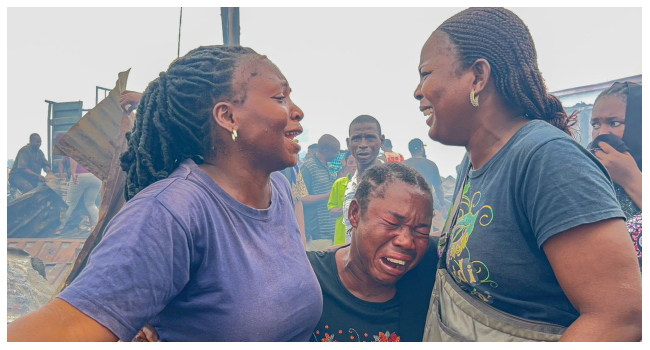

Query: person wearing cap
[{"left": 403, "top": 139, "right": 447, "bottom": 212}]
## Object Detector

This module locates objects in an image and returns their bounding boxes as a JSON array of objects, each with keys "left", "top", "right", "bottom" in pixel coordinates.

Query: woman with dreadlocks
[
  {"left": 414, "top": 8, "right": 641, "bottom": 341},
  {"left": 8, "top": 45, "right": 323, "bottom": 341}
]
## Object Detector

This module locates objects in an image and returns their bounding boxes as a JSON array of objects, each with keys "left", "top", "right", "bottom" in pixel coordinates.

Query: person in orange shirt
[{"left": 379, "top": 139, "right": 404, "bottom": 163}]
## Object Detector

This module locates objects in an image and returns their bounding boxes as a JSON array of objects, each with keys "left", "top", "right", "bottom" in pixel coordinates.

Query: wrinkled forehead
[
  {"left": 349, "top": 122, "right": 381, "bottom": 136},
  {"left": 368, "top": 180, "right": 433, "bottom": 211}
]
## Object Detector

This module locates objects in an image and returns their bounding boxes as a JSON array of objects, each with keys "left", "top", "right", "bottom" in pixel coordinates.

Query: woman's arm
[
  {"left": 8, "top": 298, "right": 118, "bottom": 341},
  {"left": 542, "top": 218, "right": 642, "bottom": 341}
]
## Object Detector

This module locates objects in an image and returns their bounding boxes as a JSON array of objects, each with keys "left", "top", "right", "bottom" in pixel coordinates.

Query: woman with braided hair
[
  {"left": 589, "top": 82, "right": 642, "bottom": 271},
  {"left": 8, "top": 45, "right": 323, "bottom": 341},
  {"left": 414, "top": 8, "right": 641, "bottom": 341}
]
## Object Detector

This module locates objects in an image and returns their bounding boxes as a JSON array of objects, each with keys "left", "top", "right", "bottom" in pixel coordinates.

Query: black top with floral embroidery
[{"left": 307, "top": 237, "right": 438, "bottom": 342}]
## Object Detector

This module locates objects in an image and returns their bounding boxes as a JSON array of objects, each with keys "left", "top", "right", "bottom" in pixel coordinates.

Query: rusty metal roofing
[{"left": 7, "top": 238, "right": 86, "bottom": 287}]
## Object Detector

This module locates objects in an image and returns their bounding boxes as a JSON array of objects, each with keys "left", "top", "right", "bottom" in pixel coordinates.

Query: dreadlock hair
[
  {"left": 594, "top": 82, "right": 629, "bottom": 106},
  {"left": 355, "top": 163, "right": 433, "bottom": 215},
  {"left": 120, "top": 45, "right": 265, "bottom": 201},
  {"left": 437, "top": 7, "right": 577, "bottom": 136}
]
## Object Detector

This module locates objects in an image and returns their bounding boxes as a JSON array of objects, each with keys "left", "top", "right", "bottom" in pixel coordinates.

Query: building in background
[{"left": 553, "top": 74, "right": 641, "bottom": 147}]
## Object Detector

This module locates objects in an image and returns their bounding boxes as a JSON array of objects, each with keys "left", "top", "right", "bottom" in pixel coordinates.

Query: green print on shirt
[{"left": 446, "top": 182, "right": 497, "bottom": 303}]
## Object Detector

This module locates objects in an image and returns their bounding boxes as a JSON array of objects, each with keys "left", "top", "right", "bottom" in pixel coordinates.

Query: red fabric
[{"left": 384, "top": 152, "right": 404, "bottom": 163}]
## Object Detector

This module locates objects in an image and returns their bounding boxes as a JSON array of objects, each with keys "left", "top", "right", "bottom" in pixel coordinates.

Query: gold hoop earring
[
  {"left": 470, "top": 90, "right": 480, "bottom": 107},
  {"left": 231, "top": 129, "right": 238, "bottom": 142}
]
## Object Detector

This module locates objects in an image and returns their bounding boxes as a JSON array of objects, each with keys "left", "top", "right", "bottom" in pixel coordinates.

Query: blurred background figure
[
  {"left": 56, "top": 156, "right": 102, "bottom": 235},
  {"left": 281, "top": 163, "right": 309, "bottom": 245},
  {"left": 328, "top": 151, "right": 357, "bottom": 245},
  {"left": 378, "top": 139, "right": 404, "bottom": 163},
  {"left": 8, "top": 133, "right": 54, "bottom": 195},
  {"left": 403, "top": 138, "right": 448, "bottom": 233},
  {"left": 301, "top": 134, "right": 340, "bottom": 250},
  {"left": 328, "top": 150, "right": 345, "bottom": 178},
  {"left": 305, "top": 144, "right": 318, "bottom": 161}
]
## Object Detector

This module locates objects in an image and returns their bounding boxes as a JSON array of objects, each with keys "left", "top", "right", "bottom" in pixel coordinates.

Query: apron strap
[{"left": 438, "top": 162, "right": 471, "bottom": 270}]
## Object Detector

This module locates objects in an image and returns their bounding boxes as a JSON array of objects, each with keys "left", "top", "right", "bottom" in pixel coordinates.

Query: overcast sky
[{"left": 6, "top": 7, "right": 642, "bottom": 177}]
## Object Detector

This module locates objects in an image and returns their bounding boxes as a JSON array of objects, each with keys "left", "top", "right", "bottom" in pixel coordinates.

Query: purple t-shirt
[{"left": 58, "top": 159, "right": 323, "bottom": 341}]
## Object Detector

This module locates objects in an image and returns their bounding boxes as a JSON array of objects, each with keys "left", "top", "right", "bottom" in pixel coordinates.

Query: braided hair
[
  {"left": 438, "top": 7, "right": 577, "bottom": 136},
  {"left": 594, "top": 82, "right": 629, "bottom": 106},
  {"left": 355, "top": 163, "right": 433, "bottom": 215},
  {"left": 120, "top": 45, "right": 264, "bottom": 200}
]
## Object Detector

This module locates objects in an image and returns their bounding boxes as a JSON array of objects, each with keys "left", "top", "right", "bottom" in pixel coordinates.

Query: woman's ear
[
  {"left": 471, "top": 58, "right": 491, "bottom": 95},
  {"left": 212, "top": 102, "right": 237, "bottom": 132}
]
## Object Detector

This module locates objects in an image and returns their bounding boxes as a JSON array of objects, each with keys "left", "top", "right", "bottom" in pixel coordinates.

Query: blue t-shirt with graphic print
[
  {"left": 445, "top": 120, "right": 625, "bottom": 327},
  {"left": 58, "top": 159, "right": 323, "bottom": 341}
]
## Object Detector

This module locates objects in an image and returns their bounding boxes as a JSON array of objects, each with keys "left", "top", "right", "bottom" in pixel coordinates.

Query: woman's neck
[
  {"left": 466, "top": 112, "right": 530, "bottom": 170},
  {"left": 335, "top": 246, "right": 396, "bottom": 303},
  {"left": 199, "top": 154, "right": 273, "bottom": 209}
]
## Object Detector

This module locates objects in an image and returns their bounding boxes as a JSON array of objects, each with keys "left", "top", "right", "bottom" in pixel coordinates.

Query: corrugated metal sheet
[
  {"left": 7, "top": 238, "right": 85, "bottom": 287},
  {"left": 53, "top": 70, "right": 130, "bottom": 181}
]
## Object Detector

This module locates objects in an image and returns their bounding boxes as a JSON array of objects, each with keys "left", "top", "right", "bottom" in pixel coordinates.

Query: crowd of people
[
  {"left": 7, "top": 7, "right": 642, "bottom": 342},
  {"left": 283, "top": 116, "right": 448, "bottom": 250}
]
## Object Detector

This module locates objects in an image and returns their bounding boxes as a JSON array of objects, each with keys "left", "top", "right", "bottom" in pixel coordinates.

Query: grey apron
[{"left": 422, "top": 165, "right": 567, "bottom": 342}]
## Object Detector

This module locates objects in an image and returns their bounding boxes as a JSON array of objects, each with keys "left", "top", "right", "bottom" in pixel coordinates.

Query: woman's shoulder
[
  {"left": 507, "top": 121, "right": 589, "bottom": 162},
  {"left": 513, "top": 120, "right": 575, "bottom": 147},
  {"left": 128, "top": 170, "right": 215, "bottom": 215}
]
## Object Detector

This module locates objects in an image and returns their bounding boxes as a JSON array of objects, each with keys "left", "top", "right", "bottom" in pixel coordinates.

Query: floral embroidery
[
  {"left": 626, "top": 213, "right": 642, "bottom": 271},
  {"left": 313, "top": 328, "right": 399, "bottom": 342},
  {"left": 373, "top": 331, "right": 400, "bottom": 342},
  {"left": 321, "top": 333, "right": 336, "bottom": 342}
]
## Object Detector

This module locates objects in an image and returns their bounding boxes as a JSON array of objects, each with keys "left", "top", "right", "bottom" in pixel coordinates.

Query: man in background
[
  {"left": 342, "top": 115, "right": 385, "bottom": 242},
  {"left": 378, "top": 139, "right": 404, "bottom": 163},
  {"left": 301, "top": 135, "right": 341, "bottom": 250},
  {"left": 403, "top": 138, "right": 448, "bottom": 219},
  {"left": 9, "top": 133, "right": 53, "bottom": 193}
]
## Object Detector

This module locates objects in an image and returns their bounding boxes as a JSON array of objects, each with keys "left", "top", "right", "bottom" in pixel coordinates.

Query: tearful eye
[
  {"left": 414, "top": 228, "right": 430, "bottom": 237},
  {"left": 385, "top": 221, "right": 400, "bottom": 228}
]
